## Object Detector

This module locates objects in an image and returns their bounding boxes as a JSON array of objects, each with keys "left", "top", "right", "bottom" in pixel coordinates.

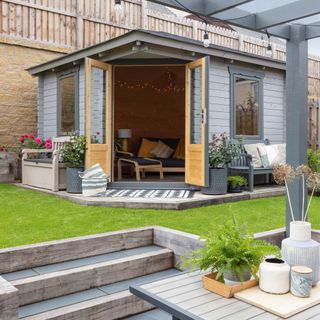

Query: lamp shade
[{"left": 118, "top": 129, "right": 132, "bottom": 138}]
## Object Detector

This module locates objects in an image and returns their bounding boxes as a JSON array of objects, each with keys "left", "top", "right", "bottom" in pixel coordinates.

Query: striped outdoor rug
[{"left": 97, "top": 189, "right": 194, "bottom": 199}]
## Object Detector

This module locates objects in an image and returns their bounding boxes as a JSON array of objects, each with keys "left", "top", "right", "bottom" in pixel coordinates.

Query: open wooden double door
[{"left": 85, "top": 56, "right": 209, "bottom": 187}]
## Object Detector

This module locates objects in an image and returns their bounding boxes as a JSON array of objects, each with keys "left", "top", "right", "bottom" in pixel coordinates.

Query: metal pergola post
[{"left": 286, "top": 25, "right": 309, "bottom": 231}]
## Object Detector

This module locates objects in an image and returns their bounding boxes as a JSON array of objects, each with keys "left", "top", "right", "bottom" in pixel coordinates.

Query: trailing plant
[
  {"left": 182, "top": 218, "right": 279, "bottom": 282},
  {"left": 227, "top": 176, "right": 247, "bottom": 188},
  {"left": 208, "top": 133, "right": 241, "bottom": 168},
  {"left": 60, "top": 135, "right": 87, "bottom": 167},
  {"left": 273, "top": 164, "right": 320, "bottom": 222}
]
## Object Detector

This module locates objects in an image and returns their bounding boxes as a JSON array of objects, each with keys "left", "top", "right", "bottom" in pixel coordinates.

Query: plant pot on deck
[
  {"left": 201, "top": 167, "right": 227, "bottom": 195},
  {"left": 67, "top": 167, "right": 84, "bottom": 194},
  {"left": 227, "top": 185, "right": 243, "bottom": 193}
]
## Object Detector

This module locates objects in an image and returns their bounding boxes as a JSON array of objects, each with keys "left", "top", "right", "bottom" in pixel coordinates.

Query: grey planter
[
  {"left": 201, "top": 167, "right": 227, "bottom": 195},
  {"left": 67, "top": 167, "right": 84, "bottom": 194}
]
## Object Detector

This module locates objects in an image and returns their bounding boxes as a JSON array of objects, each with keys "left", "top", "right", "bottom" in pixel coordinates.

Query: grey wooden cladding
[
  {"left": 0, "top": 227, "right": 153, "bottom": 274},
  {"left": 22, "top": 291, "right": 154, "bottom": 320},
  {"left": 13, "top": 249, "right": 173, "bottom": 306},
  {"left": 0, "top": 276, "right": 18, "bottom": 320}
]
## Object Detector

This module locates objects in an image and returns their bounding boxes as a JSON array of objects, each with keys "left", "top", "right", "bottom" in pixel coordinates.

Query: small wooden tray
[{"left": 202, "top": 272, "right": 258, "bottom": 298}]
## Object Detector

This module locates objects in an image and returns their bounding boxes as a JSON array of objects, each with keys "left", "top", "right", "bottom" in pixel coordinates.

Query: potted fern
[
  {"left": 227, "top": 176, "right": 247, "bottom": 193},
  {"left": 183, "top": 219, "right": 279, "bottom": 294}
]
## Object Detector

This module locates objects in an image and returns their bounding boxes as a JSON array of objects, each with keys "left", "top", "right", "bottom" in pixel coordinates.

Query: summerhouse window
[
  {"left": 58, "top": 72, "right": 78, "bottom": 136},
  {"left": 229, "top": 67, "right": 264, "bottom": 141}
]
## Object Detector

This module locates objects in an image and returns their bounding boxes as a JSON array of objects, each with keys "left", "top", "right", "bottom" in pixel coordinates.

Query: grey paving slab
[
  {"left": 122, "top": 246, "right": 163, "bottom": 256},
  {"left": 33, "top": 251, "right": 126, "bottom": 274},
  {"left": 126, "top": 309, "right": 171, "bottom": 320},
  {"left": 18, "top": 288, "right": 106, "bottom": 318},
  {"left": 1, "top": 269, "right": 38, "bottom": 281},
  {"left": 99, "top": 269, "right": 181, "bottom": 294}
]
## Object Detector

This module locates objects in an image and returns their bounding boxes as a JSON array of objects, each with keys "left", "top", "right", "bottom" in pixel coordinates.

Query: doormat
[{"left": 97, "top": 189, "right": 194, "bottom": 199}]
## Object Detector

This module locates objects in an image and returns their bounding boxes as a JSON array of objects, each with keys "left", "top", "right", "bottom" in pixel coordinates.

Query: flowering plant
[
  {"left": 273, "top": 164, "right": 320, "bottom": 222},
  {"left": 60, "top": 135, "right": 87, "bottom": 167},
  {"left": 208, "top": 133, "right": 241, "bottom": 168},
  {"left": 19, "top": 134, "right": 52, "bottom": 150}
]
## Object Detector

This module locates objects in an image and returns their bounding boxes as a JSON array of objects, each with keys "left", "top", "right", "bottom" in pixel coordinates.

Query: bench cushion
[
  {"left": 244, "top": 143, "right": 264, "bottom": 168},
  {"left": 154, "top": 158, "right": 185, "bottom": 168}
]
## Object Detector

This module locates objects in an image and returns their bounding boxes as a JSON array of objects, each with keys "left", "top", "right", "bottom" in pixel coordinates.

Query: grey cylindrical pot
[
  {"left": 67, "top": 167, "right": 84, "bottom": 194},
  {"left": 201, "top": 167, "right": 227, "bottom": 195}
]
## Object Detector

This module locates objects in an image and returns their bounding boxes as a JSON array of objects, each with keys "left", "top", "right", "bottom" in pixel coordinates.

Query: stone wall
[{"left": 0, "top": 43, "right": 62, "bottom": 146}]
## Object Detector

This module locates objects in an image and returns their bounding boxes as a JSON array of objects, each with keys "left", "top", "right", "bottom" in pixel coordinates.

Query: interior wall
[{"left": 114, "top": 65, "right": 185, "bottom": 154}]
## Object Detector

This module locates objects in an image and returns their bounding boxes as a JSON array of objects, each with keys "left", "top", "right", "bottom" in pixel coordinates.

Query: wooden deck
[
  {"left": 130, "top": 271, "right": 320, "bottom": 320},
  {"left": 17, "top": 184, "right": 285, "bottom": 210}
]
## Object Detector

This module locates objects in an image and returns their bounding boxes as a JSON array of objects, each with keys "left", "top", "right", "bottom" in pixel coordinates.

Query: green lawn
[{"left": 1, "top": 184, "right": 320, "bottom": 249}]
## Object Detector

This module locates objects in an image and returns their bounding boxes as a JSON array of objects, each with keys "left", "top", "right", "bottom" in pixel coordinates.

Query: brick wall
[{"left": 0, "top": 43, "right": 62, "bottom": 146}]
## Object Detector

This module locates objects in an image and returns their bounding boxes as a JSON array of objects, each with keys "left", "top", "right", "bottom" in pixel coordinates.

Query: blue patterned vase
[{"left": 281, "top": 221, "right": 320, "bottom": 285}]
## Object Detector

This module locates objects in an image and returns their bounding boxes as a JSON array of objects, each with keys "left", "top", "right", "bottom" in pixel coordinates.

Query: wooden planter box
[{"left": 202, "top": 272, "right": 258, "bottom": 298}]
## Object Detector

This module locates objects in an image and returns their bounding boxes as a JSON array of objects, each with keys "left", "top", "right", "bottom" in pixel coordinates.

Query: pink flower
[
  {"left": 29, "top": 134, "right": 35, "bottom": 140},
  {"left": 20, "top": 136, "right": 25, "bottom": 143},
  {"left": 96, "top": 132, "right": 100, "bottom": 135},
  {"left": 45, "top": 142, "right": 52, "bottom": 149},
  {"left": 23, "top": 134, "right": 28, "bottom": 138},
  {"left": 45, "top": 138, "right": 52, "bottom": 143},
  {"left": 35, "top": 137, "right": 42, "bottom": 144}
]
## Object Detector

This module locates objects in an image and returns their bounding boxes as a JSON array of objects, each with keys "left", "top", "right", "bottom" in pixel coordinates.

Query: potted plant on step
[
  {"left": 182, "top": 218, "right": 279, "bottom": 296},
  {"left": 61, "top": 135, "right": 87, "bottom": 193},
  {"left": 201, "top": 133, "right": 240, "bottom": 195},
  {"left": 227, "top": 176, "right": 247, "bottom": 193}
]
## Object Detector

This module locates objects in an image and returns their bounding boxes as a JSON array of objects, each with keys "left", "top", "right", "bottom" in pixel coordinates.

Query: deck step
[
  {"left": 4, "top": 246, "right": 173, "bottom": 306},
  {"left": 19, "top": 269, "right": 181, "bottom": 319}
]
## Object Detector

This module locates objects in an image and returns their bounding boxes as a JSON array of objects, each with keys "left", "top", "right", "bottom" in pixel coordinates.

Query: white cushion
[
  {"left": 244, "top": 143, "right": 264, "bottom": 168},
  {"left": 258, "top": 145, "right": 282, "bottom": 168}
]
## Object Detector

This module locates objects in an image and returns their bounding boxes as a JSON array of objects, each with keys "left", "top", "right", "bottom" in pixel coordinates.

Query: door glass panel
[
  {"left": 190, "top": 66, "right": 202, "bottom": 144},
  {"left": 90, "top": 67, "right": 106, "bottom": 144}
]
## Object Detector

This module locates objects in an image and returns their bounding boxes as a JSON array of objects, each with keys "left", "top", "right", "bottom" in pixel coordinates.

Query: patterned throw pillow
[
  {"left": 244, "top": 143, "right": 264, "bottom": 168},
  {"left": 258, "top": 145, "right": 281, "bottom": 168},
  {"left": 151, "top": 140, "right": 174, "bottom": 158},
  {"left": 138, "top": 138, "right": 158, "bottom": 157}
]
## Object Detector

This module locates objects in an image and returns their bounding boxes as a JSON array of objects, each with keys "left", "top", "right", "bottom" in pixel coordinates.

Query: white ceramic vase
[
  {"left": 259, "top": 258, "right": 290, "bottom": 294},
  {"left": 281, "top": 221, "right": 320, "bottom": 285}
]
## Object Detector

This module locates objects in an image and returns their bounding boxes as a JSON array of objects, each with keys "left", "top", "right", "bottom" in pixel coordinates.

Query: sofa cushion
[
  {"left": 145, "top": 138, "right": 180, "bottom": 151},
  {"left": 244, "top": 143, "right": 264, "bottom": 168},
  {"left": 173, "top": 137, "right": 185, "bottom": 160},
  {"left": 150, "top": 141, "right": 174, "bottom": 158},
  {"left": 258, "top": 144, "right": 283, "bottom": 168},
  {"left": 138, "top": 138, "right": 158, "bottom": 157}
]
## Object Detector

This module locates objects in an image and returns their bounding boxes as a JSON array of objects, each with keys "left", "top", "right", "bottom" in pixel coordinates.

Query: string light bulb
[
  {"left": 266, "top": 30, "right": 273, "bottom": 58},
  {"left": 115, "top": 0, "right": 123, "bottom": 12},
  {"left": 203, "top": 32, "right": 210, "bottom": 48}
]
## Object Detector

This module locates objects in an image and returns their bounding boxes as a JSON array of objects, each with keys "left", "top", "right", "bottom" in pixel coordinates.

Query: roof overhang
[{"left": 27, "top": 30, "right": 285, "bottom": 76}]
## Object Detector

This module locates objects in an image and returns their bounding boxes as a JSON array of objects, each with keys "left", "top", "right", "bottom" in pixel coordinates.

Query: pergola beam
[
  {"left": 306, "top": 22, "right": 320, "bottom": 40},
  {"left": 255, "top": 0, "right": 320, "bottom": 29},
  {"left": 146, "top": 0, "right": 206, "bottom": 15},
  {"left": 204, "top": 0, "right": 255, "bottom": 15}
]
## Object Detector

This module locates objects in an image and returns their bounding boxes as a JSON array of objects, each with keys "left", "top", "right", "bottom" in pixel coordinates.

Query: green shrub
[
  {"left": 60, "top": 135, "right": 87, "bottom": 167},
  {"left": 308, "top": 148, "right": 320, "bottom": 172},
  {"left": 227, "top": 176, "right": 247, "bottom": 188}
]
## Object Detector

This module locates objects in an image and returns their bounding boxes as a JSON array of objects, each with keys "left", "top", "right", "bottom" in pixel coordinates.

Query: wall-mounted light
[
  {"left": 115, "top": 0, "right": 123, "bottom": 12},
  {"left": 266, "top": 30, "right": 273, "bottom": 58},
  {"left": 203, "top": 32, "right": 210, "bottom": 48}
]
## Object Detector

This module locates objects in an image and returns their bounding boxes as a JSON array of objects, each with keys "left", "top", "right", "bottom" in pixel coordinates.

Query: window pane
[
  {"left": 90, "top": 67, "right": 106, "bottom": 144},
  {"left": 235, "top": 77, "right": 259, "bottom": 136},
  {"left": 59, "top": 76, "right": 76, "bottom": 135},
  {"left": 190, "top": 66, "right": 202, "bottom": 144}
]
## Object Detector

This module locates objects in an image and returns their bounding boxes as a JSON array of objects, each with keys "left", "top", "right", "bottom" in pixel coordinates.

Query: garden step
[
  {"left": 8, "top": 247, "right": 173, "bottom": 306},
  {"left": 19, "top": 269, "right": 181, "bottom": 319}
]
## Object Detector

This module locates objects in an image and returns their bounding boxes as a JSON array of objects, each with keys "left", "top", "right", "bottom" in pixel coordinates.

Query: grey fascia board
[
  {"left": 28, "top": 30, "right": 286, "bottom": 76},
  {"left": 306, "top": 22, "right": 320, "bottom": 40},
  {"left": 27, "top": 32, "right": 142, "bottom": 75}
]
